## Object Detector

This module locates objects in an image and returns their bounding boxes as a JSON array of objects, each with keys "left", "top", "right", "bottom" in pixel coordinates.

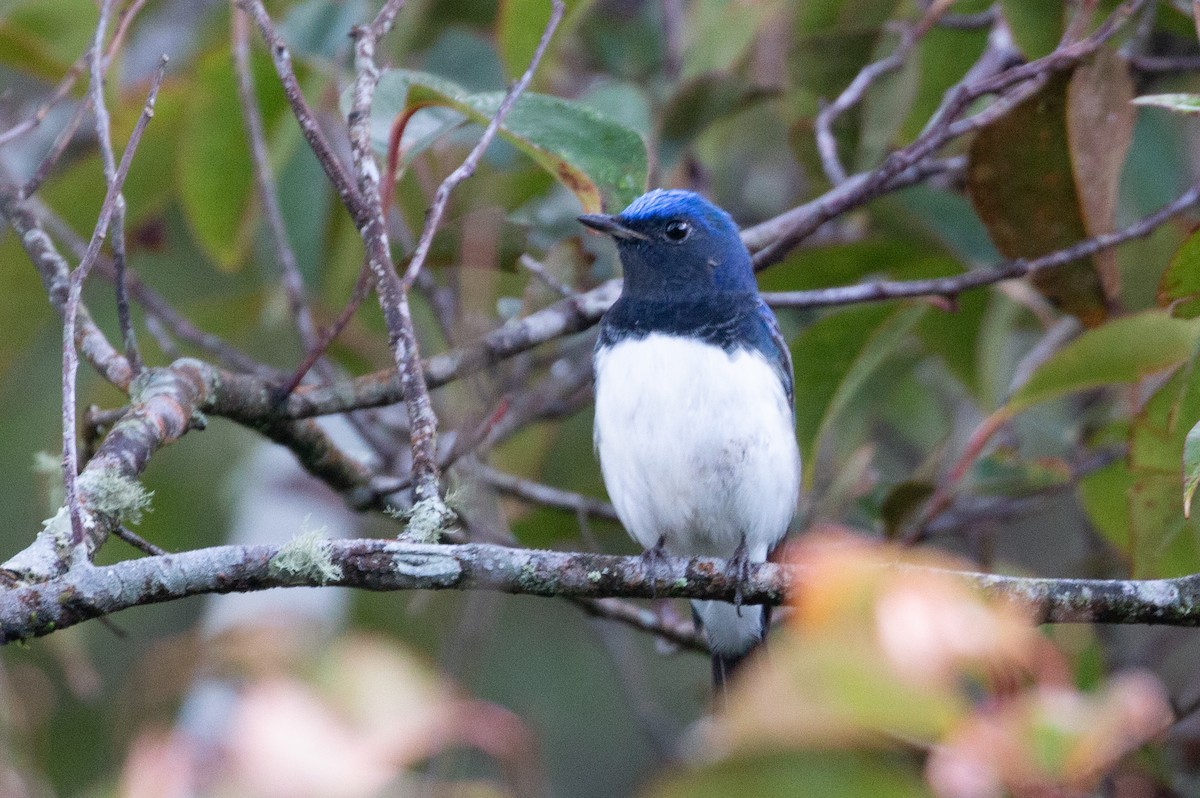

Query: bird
[{"left": 581, "top": 189, "right": 801, "bottom": 690}]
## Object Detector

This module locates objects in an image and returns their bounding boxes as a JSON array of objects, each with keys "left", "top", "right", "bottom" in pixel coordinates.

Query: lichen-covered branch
[{"left": 5, "top": 537, "right": 1200, "bottom": 644}]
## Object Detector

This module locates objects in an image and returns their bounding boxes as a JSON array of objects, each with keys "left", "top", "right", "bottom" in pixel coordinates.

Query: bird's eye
[{"left": 664, "top": 220, "right": 691, "bottom": 242}]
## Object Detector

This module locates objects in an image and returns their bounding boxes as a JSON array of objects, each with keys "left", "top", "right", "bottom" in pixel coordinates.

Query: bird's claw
[
  {"left": 642, "top": 536, "right": 668, "bottom": 599},
  {"left": 728, "top": 538, "right": 751, "bottom": 616}
]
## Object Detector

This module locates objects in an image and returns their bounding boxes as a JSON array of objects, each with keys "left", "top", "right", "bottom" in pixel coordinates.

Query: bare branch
[
  {"left": 90, "top": 0, "right": 143, "bottom": 375},
  {"left": 1129, "top": 54, "right": 1200, "bottom": 73},
  {"left": 231, "top": 6, "right": 324, "bottom": 371},
  {"left": 0, "top": 188, "right": 130, "bottom": 388},
  {"left": 398, "top": 0, "right": 565, "bottom": 290},
  {"left": 762, "top": 181, "right": 1200, "bottom": 309},
  {"left": 0, "top": 0, "right": 147, "bottom": 151},
  {"left": 343, "top": 0, "right": 563, "bottom": 508},
  {"left": 470, "top": 462, "right": 619, "bottom": 521},
  {"left": 7, "top": 536, "right": 1200, "bottom": 642},
  {"left": 750, "top": 0, "right": 1146, "bottom": 269},
  {"left": 236, "top": 0, "right": 370, "bottom": 225},
  {"left": 61, "top": 57, "right": 167, "bottom": 549}
]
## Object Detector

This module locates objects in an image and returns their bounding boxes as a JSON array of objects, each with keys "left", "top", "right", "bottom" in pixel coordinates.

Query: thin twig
[
  {"left": 815, "top": 18, "right": 925, "bottom": 184},
  {"left": 761, "top": 181, "right": 1200, "bottom": 309},
  {"left": 21, "top": 98, "right": 91, "bottom": 198},
  {"left": 90, "top": 0, "right": 143, "bottom": 375},
  {"left": 399, "top": 0, "right": 565, "bottom": 291},
  {"left": 112, "top": 525, "right": 167, "bottom": 556},
  {"left": 236, "top": 0, "right": 370, "bottom": 224},
  {"left": 275, "top": 262, "right": 374, "bottom": 399},
  {"left": 27, "top": 195, "right": 283, "bottom": 378},
  {"left": 517, "top": 254, "right": 576, "bottom": 298},
  {"left": 346, "top": 0, "right": 563, "bottom": 506},
  {"left": 61, "top": 56, "right": 167, "bottom": 548},
  {"left": 231, "top": 6, "right": 324, "bottom": 373},
  {"left": 470, "top": 462, "right": 618, "bottom": 521},
  {"left": 1129, "top": 54, "right": 1200, "bottom": 73},
  {"left": 0, "top": 0, "right": 147, "bottom": 151},
  {"left": 750, "top": 0, "right": 1145, "bottom": 270}
]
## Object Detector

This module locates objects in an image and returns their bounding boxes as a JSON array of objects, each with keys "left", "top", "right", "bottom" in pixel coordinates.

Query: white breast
[{"left": 593, "top": 334, "right": 801, "bottom": 562}]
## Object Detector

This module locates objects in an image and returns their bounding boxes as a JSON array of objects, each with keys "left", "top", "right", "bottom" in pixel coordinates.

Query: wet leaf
[{"left": 372, "top": 70, "right": 648, "bottom": 213}]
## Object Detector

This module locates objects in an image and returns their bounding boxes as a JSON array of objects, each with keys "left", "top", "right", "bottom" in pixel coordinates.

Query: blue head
[{"left": 579, "top": 190, "right": 756, "bottom": 301}]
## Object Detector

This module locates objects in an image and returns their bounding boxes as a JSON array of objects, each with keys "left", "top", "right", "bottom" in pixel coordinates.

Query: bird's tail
[{"left": 692, "top": 599, "right": 771, "bottom": 693}]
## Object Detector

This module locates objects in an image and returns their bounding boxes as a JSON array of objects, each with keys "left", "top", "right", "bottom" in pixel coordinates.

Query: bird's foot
[
  {"left": 728, "top": 538, "right": 751, "bottom": 616},
  {"left": 642, "top": 536, "right": 668, "bottom": 599}
]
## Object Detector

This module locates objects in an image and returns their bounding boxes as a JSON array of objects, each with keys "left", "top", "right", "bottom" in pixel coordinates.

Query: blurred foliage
[
  {"left": 4, "top": 0, "right": 1200, "bottom": 796},
  {"left": 647, "top": 533, "right": 1173, "bottom": 798}
]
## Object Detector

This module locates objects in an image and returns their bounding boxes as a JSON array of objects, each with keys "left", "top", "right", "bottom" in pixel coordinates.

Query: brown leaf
[
  {"left": 1067, "top": 46, "right": 1135, "bottom": 305},
  {"left": 967, "top": 70, "right": 1110, "bottom": 326}
]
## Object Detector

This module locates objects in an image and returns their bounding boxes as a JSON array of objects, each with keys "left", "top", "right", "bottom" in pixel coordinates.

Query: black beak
[{"left": 578, "top": 214, "right": 648, "bottom": 241}]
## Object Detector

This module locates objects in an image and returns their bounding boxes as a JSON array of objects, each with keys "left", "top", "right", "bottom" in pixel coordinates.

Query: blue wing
[{"left": 750, "top": 299, "right": 794, "bottom": 408}]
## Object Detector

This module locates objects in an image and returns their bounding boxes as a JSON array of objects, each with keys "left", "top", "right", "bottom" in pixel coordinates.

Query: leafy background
[{"left": 4, "top": 0, "right": 1200, "bottom": 795}]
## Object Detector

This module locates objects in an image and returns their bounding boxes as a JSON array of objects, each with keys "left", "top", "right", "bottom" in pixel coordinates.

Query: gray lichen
[
  {"left": 76, "top": 470, "right": 153, "bottom": 525},
  {"left": 269, "top": 531, "right": 343, "bottom": 583},
  {"left": 399, "top": 497, "right": 458, "bottom": 544},
  {"left": 40, "top": 507, "right": 72, "bottom": 548}
]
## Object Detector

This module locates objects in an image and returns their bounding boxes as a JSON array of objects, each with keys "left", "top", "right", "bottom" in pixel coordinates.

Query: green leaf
[
  {"left": 660, "top": 74, "right": 775, "bottom": 167},
  {"left": 855, "top": 27, "right": 919, "bottom": 172},
  {"left": 879, "top": 480, "right": 936, "bottom": 540},
  {"left": 792, "top": 305, "right": 926, "bottom": 486},
  {"left": 372, "top": 70, "right": 648, "bottom": 213},
  {"left": 680, "top": 0, "right": 785, "bottom": 81},
  {"left": 1078, "top": 459, "right": 1133, "bottom": 553},
  {"left": 644, "top": 752, "right": 932, "bottom": 798},
  {"left": 0, "top": 0, "right": 95, "bottom": 81},
  {"left": 1159, "top": 227, "right": 1200, "bottom": 318},
  {"left": 1006, "top": 311, "right": 1200, "bottom": 414},
  {"left": 1183, "top": 418, "right": 1200, "bottom": 518},
  {"left": 496, "top": 0, "right": 594, "bottom": 81},
  {"left": 1125, "top": 364, "right": 1200, "bottom": 575},
  {"left": 278, "top": 0, "right": 369, "bottom": 60},
  {"left": 494, "top": 0, "right": 597, "bottom": 81},
  {"left": 0, "top": 18, "right": 75, "bottom": 82},
  {"left": 967, "top": 69, "right": 1112, "bottom": 326},
  {"left": 999, "top": 0, "right": 1063, "bottom": 59},
  {"left": 0, "top": 231, "right": 52, "bottom": 381},
  {"left": 1132, "top": 94, "right": 1200, "bottom": 114},
  {"left": 971, "top": 451, "right": 1072, "bottom": 497},
  {"left": 900, "top": 25, "right": 988, "bottom": 142},
  {"left": 179, "top": 50, "right": 288, "bottom": 270}
]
